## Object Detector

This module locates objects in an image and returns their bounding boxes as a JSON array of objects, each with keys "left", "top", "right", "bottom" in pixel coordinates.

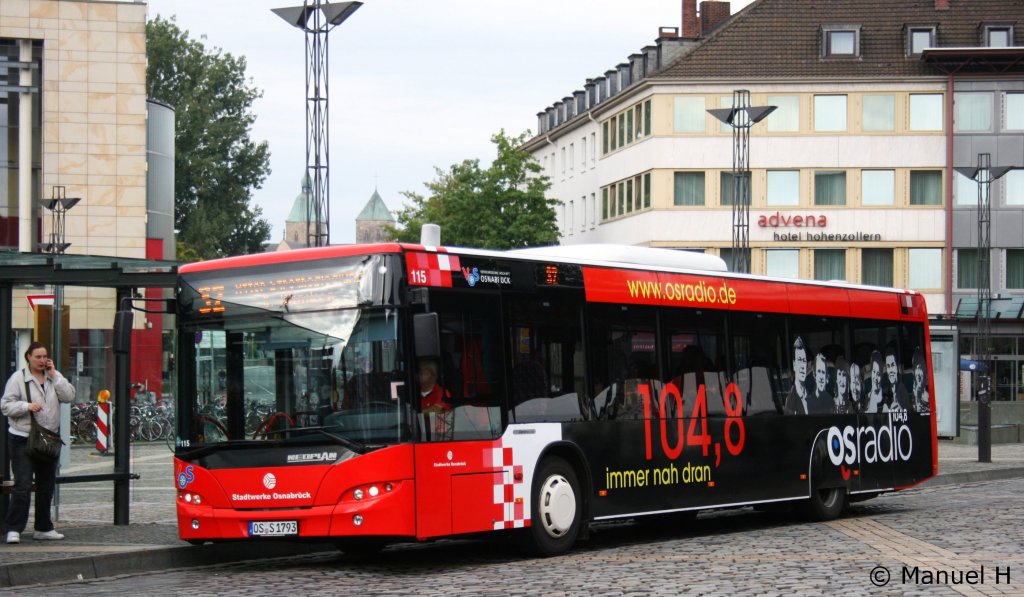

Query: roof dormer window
[
  {"left": 982, "top": 23, "right": 1014, "bottom": 47},
  {"left": 907, "top": 25, "right": 936, "bottom": 56},
  {"left": 822, "top": 25, "right": 861, "bottom": 58}
]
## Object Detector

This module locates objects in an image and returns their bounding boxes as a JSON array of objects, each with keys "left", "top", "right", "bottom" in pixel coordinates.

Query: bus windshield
[{"left": 176, "top": 255, "right": 409, "bottom": 452}]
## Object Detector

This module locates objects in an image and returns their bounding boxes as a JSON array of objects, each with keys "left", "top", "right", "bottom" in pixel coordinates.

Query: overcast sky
[{"left": 146, "top": 0, "right": 756, "bottom": 244}]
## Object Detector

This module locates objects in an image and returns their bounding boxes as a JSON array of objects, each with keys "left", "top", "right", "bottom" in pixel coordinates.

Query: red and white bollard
[{"left": 96, "top": 389, "right": 111, "bottom": 455}]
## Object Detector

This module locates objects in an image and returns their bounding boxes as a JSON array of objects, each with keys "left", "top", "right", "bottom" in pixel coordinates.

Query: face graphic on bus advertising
[
  {"left": 885, "top": 354, "right": 899, "bottom": 386},
  {"left": 850, "top": 365, "right": 861, "bottom": 401},
  {"left": 814, "top": 354, "right": 828, "bottom": 393},
  {"left": 836, "top": 368, "right": 848, "bottom": 398},
  {"left": 914, "top": 364, "right": 925, "bottom": 387},
  {"left": 793, "top": 346, "right": 808, "bottom": 383},
  {"left": 871, "top": 358, "right": 882, "bottom": 390}
]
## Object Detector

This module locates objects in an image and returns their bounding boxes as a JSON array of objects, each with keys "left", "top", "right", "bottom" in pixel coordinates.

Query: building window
[
  {"left": 718, "top": 95, "right": 734, "bottom": 133},
  {"left": 567, "top": 200, "right": 574, "bottom": 234},
  {"left": 822, "top": 26, "right": 860, "bottom": 58},
  {"left": 643, "top": 173, "right": 651, "bottom": 209},
  {"left": 814, "top": 95, "right": 847, "bottom": 132},
  {"left": 910, "top": 170, "right": 942, "bottom": 205},
  {"left": 602, "top": 122, "right": 609, "bottom": 155},
  {"left": 626, "top": 111, "right": 634, "bottom": 144},
  {"left": 766, "top": 250, "right": 799, "bottom": 279},
  {"left": 1007, "top": 249, "right": 1024, "bottom": 289},
  {"left": 720, "top": 172, "right": 746, "bottom": 206},
  {"left": 674, "top": 172, "right": 705, "bottom": 206},
  {"left": 955, "top": 171, "right": 980, "bottom": 206},
  {"left": 674, "top": 96, "right": 706, "bottom": 133},
  {"left": 767, "top": 171, "right": 800, "bottom": 206},
  {"left": 618, "top": 115, "right": 625, "bottom": 148},
  {"left": 862, "top": 95, "right": 895, "bottom": 132},
  {"left": 907, "top": 26, "right": 935, "bottom": 56},
  {"left": 602, "top": 188, "right": 609, "bottom": 220},
  {"left": 767, "top": 96, "right": 799, "bottom": 132},
  {"left": 814, "top": 249, "right": 845, "bottom": 281},
  {"left": 644, "top": 99, "right": 652, "bottom": 137},
  {"left": 909, "top": 94, "right": 943, "bottom": 131},
  {"left": 1006, "top": 93, "right": 1024, "bottom": 131},
  {"left": 983, "top": 24, "right": 1013, "bottom": 47},
  {"left": 957, "top": 248, "right": 979, "bottom": 289},
  {"left": 569, "top": 144, "right": 575, "bottom": 173},
  {"left": 955, "top": 92, "right": 993, "bottom": 132},
  {"left": 1007, "top": 170, "right": 1024, "bottom": 206},
  {"left": 909, "top": 248, "right": 942, "bottom": 289},
  {"left": 861, "top": 170, "right": 895, "bottom": 206},
  {"left": 862, "top": 249, "right": 894, "bottom": 287},
  {"left": 580, "top": 137, "right": 586, "bottom": 169},
  {"left": 561, "top": 147, "right": 566, "bottom": 175},
  {"left": 814, "top": 171, "right": 846, "bottom": 206},
  {"left": 590, "top": 192, "right": 596, "bottom": 228}
]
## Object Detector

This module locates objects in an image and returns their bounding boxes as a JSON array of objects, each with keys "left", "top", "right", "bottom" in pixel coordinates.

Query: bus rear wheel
[
  {"left": 802, "top": 486, "right": 846, "bottom": 521},
  {"left": 525, "top": 457, "right": 582, "bottom": 557}
]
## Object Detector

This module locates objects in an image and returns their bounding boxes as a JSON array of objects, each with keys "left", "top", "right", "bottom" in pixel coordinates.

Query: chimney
[
  {"left": 553, "top": 100, "right": 564, "bottom": 126},
  {"left": 585, "top": 79, "right": 597, "bottom": 108},
  {"left": 935, "top": 0, "right": 950, "bottom": 9},
  {"left": 617, "top": 62, "right": 631, "bottom": 89},
  {"left": 682, "top": 0, "right": 699, "bottom": 38},
  {"left": 700, "top": 1, "right": 731, "bottom": 35},
  {"left": 642, "top": 45, "right": 659, "bottom": 75},
  {"left": 537, "top": 111, "right": 547, "bottom": 134},
  {"left": 563, "top": 96, "right": 575, "bottom": 120},
  {"left": 629, "top": 53, "right": 645, "bottom": 84},
  {"left": 546, "top": 106, "right": 556, "bottom": 130},
  {"left": 605, "top": 69, "right": 619, "bottom": 96},
  {"left": 594, "top": 75, "right": 607, "bottom": 103},
  {"left": 574, "top": 89, "right": 586, "bottom": 114}
]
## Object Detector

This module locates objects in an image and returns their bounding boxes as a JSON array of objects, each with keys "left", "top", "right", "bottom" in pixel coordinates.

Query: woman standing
[{"left": 1, "top": 342, "right": 75, "bottom": 544}]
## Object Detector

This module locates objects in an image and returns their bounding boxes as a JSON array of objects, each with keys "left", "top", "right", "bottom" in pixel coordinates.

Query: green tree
[
  {"left": 392, "top": 130, "right": 559, "bottom": 249},
  {"left": 146, "top": 16, "right": 271, "bottom": 259}
]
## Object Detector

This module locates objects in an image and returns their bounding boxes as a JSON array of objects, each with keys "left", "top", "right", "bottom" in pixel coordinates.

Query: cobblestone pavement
[{"left": 3, "top": 473, "right": 1022, "bottom": 596}]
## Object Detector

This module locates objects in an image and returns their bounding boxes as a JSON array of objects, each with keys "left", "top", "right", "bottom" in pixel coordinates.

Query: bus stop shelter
[{"left": 0, "top": 251, "right": 178, "bottom": 525}]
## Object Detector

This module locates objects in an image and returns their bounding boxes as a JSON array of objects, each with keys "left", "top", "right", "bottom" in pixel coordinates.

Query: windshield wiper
[
  {"left": 177, "top": 439, "right": 265, "bottom": 460},
  {"left": 274, "top": 425, "right": 372, "bottom": 454}
]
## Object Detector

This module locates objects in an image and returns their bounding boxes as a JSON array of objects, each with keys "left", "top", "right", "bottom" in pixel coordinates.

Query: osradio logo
[{"left": 827, "top": 412, "right": 913, "bottom": 466}]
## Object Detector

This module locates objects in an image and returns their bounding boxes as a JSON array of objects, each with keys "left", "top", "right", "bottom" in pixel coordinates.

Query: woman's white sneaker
[
  {"left": 5, "top": 531, "right": 19, "bottom": 544},
  {"left": 33, "top": 529, "right": 64, "bottom": 540}
]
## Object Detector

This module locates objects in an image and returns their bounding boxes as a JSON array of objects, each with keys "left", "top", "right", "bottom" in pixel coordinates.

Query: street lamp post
[
  {"left": 708, "top": 90, "right": 776, "bottom": 274},
  {"left": 273, "top": 1, "right": 362, "bottom": 247},
  {"left": 39, "top": 185, "right": 80, "bottom": 374},
  {"left": 954, "top": 154, "right": 1011, "bottom": 463}
]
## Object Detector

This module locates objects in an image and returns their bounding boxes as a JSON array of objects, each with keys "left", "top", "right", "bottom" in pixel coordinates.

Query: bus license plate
[{"left": 248, "top": 520, "right": 298, "bottom": 537}]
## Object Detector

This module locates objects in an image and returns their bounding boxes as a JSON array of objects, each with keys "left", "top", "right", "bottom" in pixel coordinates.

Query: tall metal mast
[{"left": 274, "top": 1, "right": 362, "bottom": 247}]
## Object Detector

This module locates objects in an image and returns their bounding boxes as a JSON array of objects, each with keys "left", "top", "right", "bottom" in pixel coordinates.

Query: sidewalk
[{"left": 2, "top": 440, "right": 1023, "bottom": 588}]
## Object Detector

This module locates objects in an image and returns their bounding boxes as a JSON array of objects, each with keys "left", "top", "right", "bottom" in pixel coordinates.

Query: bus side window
[
  {"left": 509, "top": 297, "right": 587, "bottom": 423},
  {"left": 728, "top": 312, "right": 784, "bottom": 416}
]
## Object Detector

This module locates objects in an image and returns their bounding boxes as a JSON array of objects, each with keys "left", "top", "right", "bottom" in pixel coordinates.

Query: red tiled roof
[{"left": 650, "top": 0, "right": 1024, "bottom": 80}]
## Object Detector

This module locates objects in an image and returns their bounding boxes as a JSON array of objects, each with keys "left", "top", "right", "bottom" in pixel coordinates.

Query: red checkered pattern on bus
[
  {"left": 405, "top": 251, "right": 461, "bottom": 288},
  {"left": 490, "top": 445, "right": 528, "bottom": 529}
]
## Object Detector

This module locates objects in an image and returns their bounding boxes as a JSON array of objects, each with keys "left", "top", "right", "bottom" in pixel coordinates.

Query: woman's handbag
[
  {"left": 27, "top": 415, "right": 64, "bottom": 461},
  {"left": 23, "top": 379, "right": 64, "bottom": 461}
]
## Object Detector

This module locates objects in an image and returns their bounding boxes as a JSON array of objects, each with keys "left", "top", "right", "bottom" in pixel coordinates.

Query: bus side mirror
[
  {"left": 413, "top": 313, "right": 440, "bottom": 359},
  {"left": 113, "top": 310, "right": 134, "bottom": 354}
]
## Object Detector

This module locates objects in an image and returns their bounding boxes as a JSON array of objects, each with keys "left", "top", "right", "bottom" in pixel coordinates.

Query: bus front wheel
[{"left": 525, "top": 457, "right": 582, "bottom": 557}]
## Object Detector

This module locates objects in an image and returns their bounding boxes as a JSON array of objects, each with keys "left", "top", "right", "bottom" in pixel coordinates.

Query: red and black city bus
[{"left": 170, "top": 241, "right": 937, "bottom": 555}]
